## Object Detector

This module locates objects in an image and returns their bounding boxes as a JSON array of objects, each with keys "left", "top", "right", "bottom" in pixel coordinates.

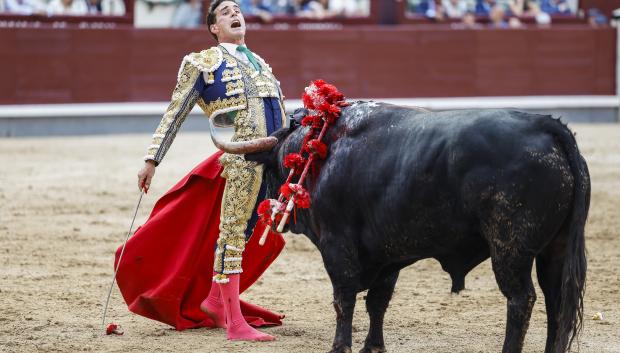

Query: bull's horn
[{"left": 209, "top": 119, "right": 277, "bottom": 154}]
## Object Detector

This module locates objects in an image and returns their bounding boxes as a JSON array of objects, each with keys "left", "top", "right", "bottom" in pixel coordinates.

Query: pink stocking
[
  {"left": 219, "top": 274, "right": 276, "bottom": 341},
  {"left": 200, "top": 272, "right": 227, "bottom": 328}
]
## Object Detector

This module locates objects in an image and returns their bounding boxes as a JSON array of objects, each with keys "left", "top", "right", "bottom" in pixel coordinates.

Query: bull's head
[
  {"left": 245, "top": 108, "right": 313, "bottom": 235},
  {"left": 245, "top": 108, "right": 308, "bottom": 195}
]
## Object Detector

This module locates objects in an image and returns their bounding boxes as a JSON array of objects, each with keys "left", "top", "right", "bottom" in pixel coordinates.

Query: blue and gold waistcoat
[{"left": 145, "top": 45, "right": 285, "bottom": 164}]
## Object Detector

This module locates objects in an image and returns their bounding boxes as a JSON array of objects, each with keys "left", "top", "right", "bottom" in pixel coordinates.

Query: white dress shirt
[{"left": 219, "top": 42, "right": 251, "bottom": 66}]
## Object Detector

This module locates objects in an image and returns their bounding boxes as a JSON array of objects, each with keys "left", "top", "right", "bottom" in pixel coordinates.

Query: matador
[{"left": 137, "top": 0, "right": 285, "bottom": 341}]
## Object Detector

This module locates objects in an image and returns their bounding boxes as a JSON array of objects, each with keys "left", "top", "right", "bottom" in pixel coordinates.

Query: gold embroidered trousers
[
  {"left": 213, "top": 153, "right": 263, "bottom": 282},
  {"left": 212, "top": 94, "right": 280, "bottom": 283}
]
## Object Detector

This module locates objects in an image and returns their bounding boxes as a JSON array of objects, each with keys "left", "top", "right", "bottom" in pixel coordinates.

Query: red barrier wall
[
  {"left": 0, "top": 25, "right": 615, "bottom": 104},
  {"left": 580, "top": 0, "right": 620, "bottom": 17}
]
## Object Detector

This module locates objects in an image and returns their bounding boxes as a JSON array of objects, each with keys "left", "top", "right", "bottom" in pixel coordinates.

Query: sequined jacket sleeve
[
  {"left": 143, "top": 61, "right": 201, "bottom": 165},
  {"left": 144, "top": 48, "right": 224, "bottom": 165}
]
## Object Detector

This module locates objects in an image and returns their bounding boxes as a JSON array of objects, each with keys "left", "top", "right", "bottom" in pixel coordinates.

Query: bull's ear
[{"left": 291, "top": 108, "right": 308, "bottom": 127}]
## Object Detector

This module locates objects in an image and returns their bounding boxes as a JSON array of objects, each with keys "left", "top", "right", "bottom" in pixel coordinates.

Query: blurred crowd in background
[
  {"left": 240, "top": 0, "right": 369, "bottom": 19},
  {"left": 0, "top": 0, "right": 368, "bottom": 18},
  {"left": 411, "top": 0, "right": 575, "bottom": 18},
  {"left": 408, "top": 0, "right": 609, "bottom": 27},
  {"left": 0, "top": 0, "right": 125, "bottom": 15},
  {"left": 169, "top": 0, "right": 369, "bottom": 27},
  {"left": 0, "top": 0, "right": 612, "bottom": 28}
]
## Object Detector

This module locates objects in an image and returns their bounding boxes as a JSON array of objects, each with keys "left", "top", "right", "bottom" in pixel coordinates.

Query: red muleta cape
[{"left": 114, "top": 151, "right": 285, "bottom": 330}]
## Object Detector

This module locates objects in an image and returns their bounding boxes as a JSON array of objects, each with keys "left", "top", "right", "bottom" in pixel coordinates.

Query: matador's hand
[{"left": 137, "top": 161, "right": 156, "bottom": 193}]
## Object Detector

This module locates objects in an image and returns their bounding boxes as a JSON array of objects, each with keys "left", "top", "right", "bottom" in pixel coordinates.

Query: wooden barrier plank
[{"left": 0, "top": 26, "right": 615, "bottom": 104}]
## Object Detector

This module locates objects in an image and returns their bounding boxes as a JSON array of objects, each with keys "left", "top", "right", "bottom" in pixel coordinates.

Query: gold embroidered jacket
[{"left": 144, "top": 45, "right": 284, "bottom": 165}]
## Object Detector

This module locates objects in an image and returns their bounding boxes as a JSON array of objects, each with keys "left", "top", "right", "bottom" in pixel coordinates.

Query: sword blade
[{"left": 101, "top": 191, "right": 144, "bottom": 331}]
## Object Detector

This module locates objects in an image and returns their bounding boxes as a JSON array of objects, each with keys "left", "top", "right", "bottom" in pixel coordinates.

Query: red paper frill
[
  {"left": 302, "top": 91, "right": 317, "bottom": 110},
  {"left": 307, "top": 139, "right": 328, "bottom": 159},
  {"left": 301, "top": 115, "right": 323, "bottom": 128},
  {"left": 319, "top": 102, "right": 341, "bottom": 116},
  {"left": 293, "top": 189, "right": 311, "bottom": 209},
  {"left": 266, "top": 79, "right": 347, "bottom": 232},
  {"left": 283, "top": 153, "right": 306, "bottom": 171},
  {"left": 257, "top": 199, "right": 273, "bottom": 225},
  {"left": 279, "top": 184, "right": 292, "bottom": 198},
  {"left": 258, "top": 198, "right": 286, "bottom": 229},
  {"left": 283, "top": 184, "right": 311, "bottom": 209}
]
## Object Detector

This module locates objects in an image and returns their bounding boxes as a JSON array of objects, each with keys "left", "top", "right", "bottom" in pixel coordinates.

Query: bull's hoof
[
  {"left": 450, "top": 281, "right": 465, "bottom": 293},
  {"left": 359, "top": 345, "right": 387, "bottom": 353},
  {"left": 328, "top": 345, "right": 352, "bottom": 353}
]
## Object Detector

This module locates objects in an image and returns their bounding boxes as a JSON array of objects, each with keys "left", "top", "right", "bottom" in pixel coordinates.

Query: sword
[{"left": 101, "top": 190, "right": 144, "bottom": 333}]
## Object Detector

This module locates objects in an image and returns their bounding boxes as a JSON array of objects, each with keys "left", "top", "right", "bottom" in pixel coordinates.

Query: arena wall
[
  {"left": 0, "top": 25, "right": 615, "bottom": 104},
  {"left": 579, "top": 0, "right": 620, "bottom": 17}
]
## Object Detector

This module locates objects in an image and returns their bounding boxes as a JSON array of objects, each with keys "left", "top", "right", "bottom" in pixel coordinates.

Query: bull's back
[
  {"left": 321, "top": 104, "right": 549, "bottom": 203},
  {"left": 311, "top": 103, "right": 573, "bottom": 258}
]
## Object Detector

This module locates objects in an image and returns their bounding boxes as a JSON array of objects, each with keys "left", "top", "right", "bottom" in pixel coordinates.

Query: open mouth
[{"left": 231, "top": 20, "right": 241, "bottom": 28}]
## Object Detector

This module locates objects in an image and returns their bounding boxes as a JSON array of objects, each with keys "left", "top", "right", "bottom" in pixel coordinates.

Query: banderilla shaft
[{"left": 275, "top": 121, "right": 330, "bottom": 232}]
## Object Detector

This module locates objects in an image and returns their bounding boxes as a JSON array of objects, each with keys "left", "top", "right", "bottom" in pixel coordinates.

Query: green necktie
[{"left": 236, "top": 45, "right": 261, "bottom": 72}]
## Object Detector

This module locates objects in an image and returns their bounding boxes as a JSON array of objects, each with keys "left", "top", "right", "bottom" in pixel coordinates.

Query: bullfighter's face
[{"left": 211, "top": 1, "right": 246, "bottom": 45}]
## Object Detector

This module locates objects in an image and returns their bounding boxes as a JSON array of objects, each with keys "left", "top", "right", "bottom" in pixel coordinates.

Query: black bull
[{"left": 246, "top": 102, "right": 590, "bottom": 353}]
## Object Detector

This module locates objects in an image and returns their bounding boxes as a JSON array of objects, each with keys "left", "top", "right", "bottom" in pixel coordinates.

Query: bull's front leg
[
  {"left": 320, "top": 235, "right": 361, "bottom": 353},
  {"left": 330, "top": 285, "right": 357, "bottom": 353}
]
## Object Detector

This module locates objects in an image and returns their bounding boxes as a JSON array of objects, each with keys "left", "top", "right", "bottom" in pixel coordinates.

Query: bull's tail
[{"left": 538, "top": 116, "right": 590, "bottom": 353}]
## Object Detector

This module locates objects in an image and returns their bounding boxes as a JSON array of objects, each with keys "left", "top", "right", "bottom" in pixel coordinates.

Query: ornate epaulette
[{"left": 177, "top": 47, "right": 224, "bottom": 80}]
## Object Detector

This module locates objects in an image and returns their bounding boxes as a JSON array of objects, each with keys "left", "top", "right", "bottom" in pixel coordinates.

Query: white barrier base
[
  {"left": 0, "top": 96, "right": 617, "bottom": 136},
  {"left": 0, "top": 96, "right": 617, "bottom": 118}
]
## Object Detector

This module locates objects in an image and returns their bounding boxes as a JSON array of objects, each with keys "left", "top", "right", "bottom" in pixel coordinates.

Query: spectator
[
  {"left": 540, "top": 0, "right": 571, "bottom": 15},
  {"left": 330, "top": 0, "right": 369, "bottom": 17},
  {"left": 474, "top": 0, "right": 495, "bottom": 16},
  {"left": 47, "top": 0, "right": 88, "bottom": 15},
  {"left": 417, "top": 0, "right": 444, "bottom": 20},
  {"left": 507, "top": 15, "right": 522, "bottom": 27},
  {"left": 488, "top": 4, "right": 508, "bottom": 27},
  {"left": 269, "top": 0, "right": 296, "bottom": 15},
  {"left": 171, "top": 0, "right": 201, "bottom": 27},
  {"left": 528, "top": 2, "right": 551, "bottom": 26},
  {"left": 442, "top": 0, "right": 467, "bottom": 19},
  {"left": 240, "top": 0, "right": 274, "bottom": 22},
  {"left": 4, "top": 0, "right": 46, "bottom": 14},
  {"left": 296, "top": 0, "right": 332, "bottom": 19},
  {"left": 453, "top": 10, "right": 483, "bottom": 28},
  {"left": 587, "top": 8, "right": 608, "bottom": 27},
  {"left": 101, "top": 0, "right": 125, "bottom": 15},
  {"left": 507, "top": 0, "right": 532, "bottom": 16},
  {"left": 85, "top": 0, "right": 101, "bottom": 14}
]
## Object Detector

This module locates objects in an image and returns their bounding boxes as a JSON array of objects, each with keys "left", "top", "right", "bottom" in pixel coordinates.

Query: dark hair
[{"left": 207, "top": 0, "right": 238, "bottom": 41}]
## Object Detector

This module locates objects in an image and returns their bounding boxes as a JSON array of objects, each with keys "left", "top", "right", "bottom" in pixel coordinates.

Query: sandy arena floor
[{"left": 0, "top": 123, "right": 618, "bottom": 353}]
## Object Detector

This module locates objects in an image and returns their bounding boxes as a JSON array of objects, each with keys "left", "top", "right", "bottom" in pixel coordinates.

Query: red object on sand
[
  {"left": 114, "top": 151, "right": 286, "bottom": 330},
  {"left": 106, "top": 323, "right": 124, "bottom": 335}
]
